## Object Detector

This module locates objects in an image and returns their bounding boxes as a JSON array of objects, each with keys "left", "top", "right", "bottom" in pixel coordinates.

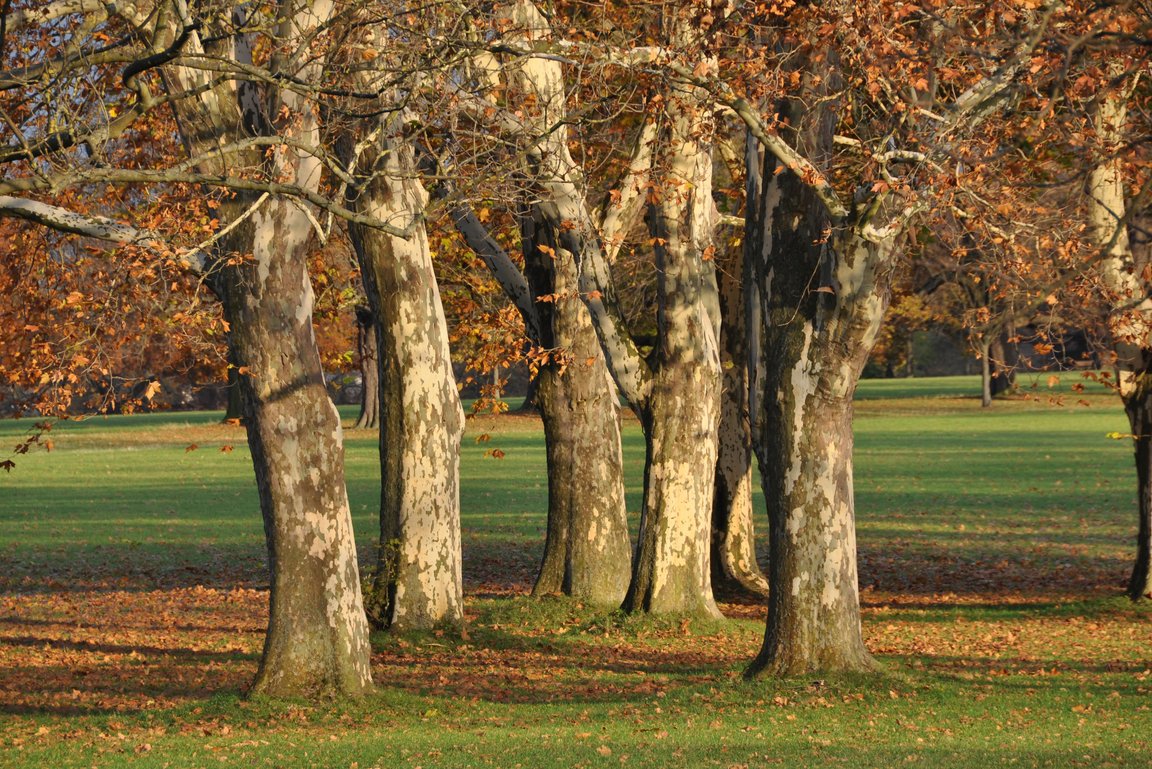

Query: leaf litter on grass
[{"left": 2, "top": 401, "right": 1152, "bottom": 766}]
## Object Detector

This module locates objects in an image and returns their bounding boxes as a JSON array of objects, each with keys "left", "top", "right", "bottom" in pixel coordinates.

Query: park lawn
[{"left": 0, "top": 375, "right": 1150, "bottom": 768}]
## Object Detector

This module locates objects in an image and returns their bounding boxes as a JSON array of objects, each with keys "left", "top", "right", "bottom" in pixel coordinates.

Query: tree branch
[
  {"left": 0, "top": 194, "right": 208, "bottom": 273},
  {"left": 0, "top": 168, "right": 414, "bottom": 237},
  {"left": 597, "top": 115, "right": 657, "bottom": 264}
]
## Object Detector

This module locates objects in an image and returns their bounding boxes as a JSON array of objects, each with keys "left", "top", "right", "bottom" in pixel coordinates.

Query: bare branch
[
  {"left": 0, "top": 168, "right": 414, "bottom": 237},
  {"left": 449, "top": 204, "right": 540, "bottom": 339},
  {"left": 597, "top": 116, "right": 657, "bottom": 264},
  {"left": 948, "top": 2, "right": 1062, "bottom": 126},
  {"left": 5, "top": 0, "right": 107, "bottom": 32},
  {"left": 0, "top": 194, "right": 207, "bottom": 273}
]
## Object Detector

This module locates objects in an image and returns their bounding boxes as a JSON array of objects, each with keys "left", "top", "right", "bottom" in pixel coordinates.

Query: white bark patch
[
  {"left": 787, "top": 507, "right": 805, "bottom": 538},
  {"left": 782, "top": 322, "right": 816, "bottom": 499},
  {"left": 251, "top": 212, "right": 276, "bottom": 296}
]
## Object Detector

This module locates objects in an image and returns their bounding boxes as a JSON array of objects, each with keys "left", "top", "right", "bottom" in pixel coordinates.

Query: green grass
[
  {"left": 1, "top": 376, "right": 1151, "bottom": 768},
  {"left": 854, "top": 370, "right": 1113, "bottom": 400}
]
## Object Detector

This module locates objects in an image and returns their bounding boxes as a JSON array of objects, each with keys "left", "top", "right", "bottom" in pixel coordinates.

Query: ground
[{"left": 0, "top": 374, "right": 1149, "bottom": 767}]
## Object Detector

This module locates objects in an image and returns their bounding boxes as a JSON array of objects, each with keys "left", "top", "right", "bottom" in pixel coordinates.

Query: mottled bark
[
  {"left": 162, "top": 1, "right": 373, "bottom": 697},
  {"left": 626, "top": 362, "right": 721, "bottom": 616},
  {"left": 353, "top": 304, "right": 379, "bottom": 430},
  {"left": 617, "top": 82, "right": 723, "bottom": 617},
  {"left": 746, "top": 57, "right": 892, "bottom": 676},
  {"left": 346, "top": 137, "right": 464, "bottom": 631},
  {"left": 219, "top": 202, "right": 373, "bottom": 698},
  {"left": 746, "top": 205, "right": 892, "bottom": 676},
  {"left": 521, "top": 212, "right": 631, "bottom": 605},
  {"left": 1087, "top": 77, "right": 1152, "bottom": 600},
  {"left": 442, "top": 1, "right": 634, "bottom": 605},
  {"left": 712, "top": 252, "right": 767, "bottom": 596}
]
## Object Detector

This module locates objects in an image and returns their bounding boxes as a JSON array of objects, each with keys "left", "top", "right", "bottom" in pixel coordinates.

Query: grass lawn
[{"left": 0, "top": 374, "right": 1149, "bottom": 768}]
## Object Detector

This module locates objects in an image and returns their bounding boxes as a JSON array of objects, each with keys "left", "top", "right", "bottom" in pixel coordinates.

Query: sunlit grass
[{"left": 1, "top": 377, "right": 1150, "bottom": 767}]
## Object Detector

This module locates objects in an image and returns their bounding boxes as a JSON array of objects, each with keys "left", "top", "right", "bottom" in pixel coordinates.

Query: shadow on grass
[{"left": 0, "top": 634, "right": 256, "bottom": 661}]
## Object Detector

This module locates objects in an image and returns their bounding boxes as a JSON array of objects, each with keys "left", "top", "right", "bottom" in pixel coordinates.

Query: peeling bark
[
  {"left": 444, "top": 0, "right": 635, "bottom": 606},
  {"left": 1088, "top": 79, "right": 1152, "bottom": 601},
  {"left": 490, "top": 0, "right": 723, "bottom": 612},
  {"left": 627, "top": 362, "right": 721, "bottom": 616},
  {"left": 520, "top": 211, "right": 632, "bottom": 605},
  {"left": 449, "top": 187, "right": 632, "bottom": 605},
  {"left": 345, "top": 135, "right": 465, "bottom": 631},
  {"left": 532, "top": 7, "right": 723, "bottom": 616},
  {"left": 162, "top": 1, "right": 374, "bottom": 698},
  {"left": 219, "top": 205, "right": 373, "bottom": 698},
  {"left": 746, "top": 57, "right": 893, "bottom": 677}
]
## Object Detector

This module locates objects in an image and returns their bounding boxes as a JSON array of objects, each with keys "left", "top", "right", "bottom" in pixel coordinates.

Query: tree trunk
[
  {"left": 712, "top": 238, "right": 767, "bottom": 596},
  {"left": 219, "top": 200, "right": 373, "bottom": 698},
  {"left": 979, "top": 337, "right": 993, "bottom": 407},
  {"left": 989, "top": 331, "right": 1017, "bottom": 397},
  {"left": 489, "top": 0, "right": 721, "bottom": 616},
  {"left": 625, "top": 364, "right": 722, "bottom": 616},
  {"left": 353, "top": 304, "right": 379, "bottom": 430},
  {"left": 516, "top": 373, "right": 539, "bottom": 413},
  {"left": 522, "top": 212, "right": 631, "bottom": 605},
  {"left": 620, "top": 89, "right": 723, "bottom": 618},
  {"left": 745, "top": 57, "right": 891, "bottom": 675},
  {"left": 224, "top": 360, "right": 244, "bottom": 422},
  {"left": 747, "top": 226, "right": 891, "bottom": 677},
  {"left": 450, "top": 1, "right": 637, "bottom": 607},
  {"left": 347, "top": 138, "right": 465, "bottom": 632},
  {"left": 1086, "top": 77, "right": 1152, "bottom": 600},
  {"left": 160, "top": 2, "right": 374, "bottom": 698},
  {"left": 533, "top": 361, "right": 631, "bottom": 604},
  {"left": 1124, "top": 384, "right": 1152, "bottom": 599}
]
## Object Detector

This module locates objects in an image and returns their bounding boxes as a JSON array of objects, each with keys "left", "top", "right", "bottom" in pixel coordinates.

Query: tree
[
  {"left": 1085, "top": 58, "right": 1152, "bottom": 600},
  {"left": 1, "top": 0, "right": 376, "bottom": 697},
  {"left": 353, "top": 304, "right": 380, "bottom": 430},
  {"left": 709, "top": 135, "right": 768, "bottom": 597},
  {"left": 731, "top": 0, "right": 1060, "bottom": 675},
  {"left": 344, "top": 132, "right": 466, "bottom": 632},
  {"left": 440, "top": 0, "right": 639, "bottom": 606},
  {"left": 329, "top": 7, "right": 466, "bottom": 630},
  {"left": 562, "top": 3, "right": 725, "bottom": 617}
]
